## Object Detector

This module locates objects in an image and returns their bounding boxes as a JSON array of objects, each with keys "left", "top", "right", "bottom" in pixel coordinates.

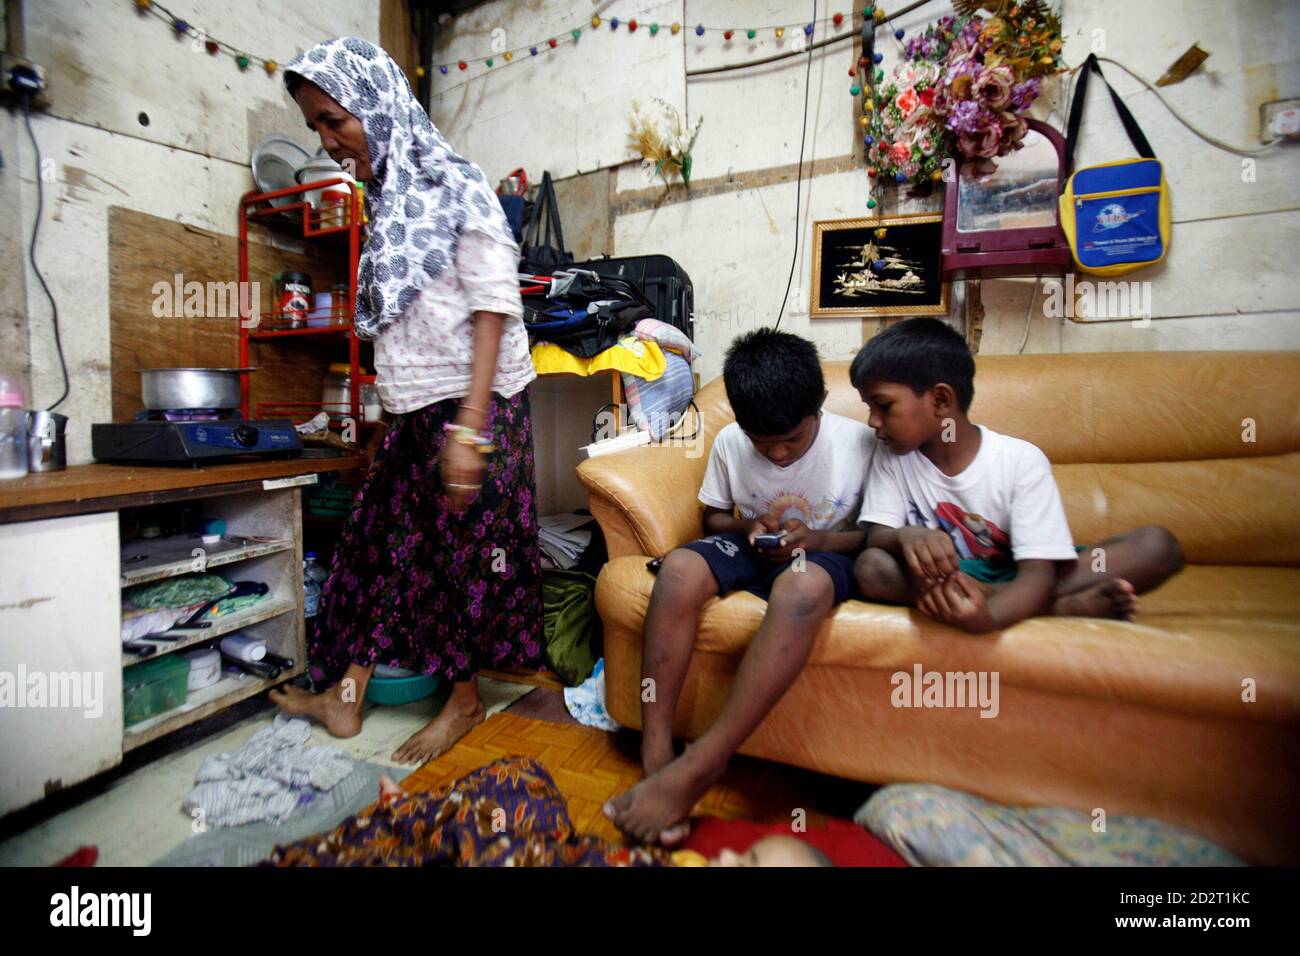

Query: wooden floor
[{"left": 402, "top": 710, "right": 871, "bottom": 843}]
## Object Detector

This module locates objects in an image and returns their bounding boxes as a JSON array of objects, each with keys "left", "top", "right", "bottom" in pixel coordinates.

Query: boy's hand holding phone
[
  {"left": 748, "top": 514, "right": 789, "bottom": 559},
  {"left": 751, "top": 517, "right": 821, "bottom": 562}
]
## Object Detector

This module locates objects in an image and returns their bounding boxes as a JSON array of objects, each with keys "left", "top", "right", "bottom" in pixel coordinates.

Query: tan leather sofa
[{"left": 577, "top": 351, "right": 1300, "bottom": 864}]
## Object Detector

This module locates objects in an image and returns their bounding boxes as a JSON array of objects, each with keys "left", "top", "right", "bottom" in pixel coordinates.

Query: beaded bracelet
[{"left": 443, "top": 422, "right": 495, "bottom": 454}]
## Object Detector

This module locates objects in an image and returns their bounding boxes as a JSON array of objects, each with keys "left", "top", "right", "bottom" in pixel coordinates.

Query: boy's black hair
[
  {"left": 849, "top": 317, "right": 975, "bottom": 412},
  {"left": 722, "top": 328, "right": 825, "bottom": 436}
]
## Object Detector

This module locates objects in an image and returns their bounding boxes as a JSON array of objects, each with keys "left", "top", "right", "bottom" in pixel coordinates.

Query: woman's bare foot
[
  {"left": 269, "top": 683, "right": 363, "bottom": 738},
  {"left": 1053, "top": 579, "right": 1140, "bottom": 621},
  {"left": 391, "top": 688, "right": 484, "bottom": 765},
  {"left": 604, "top": 751, "right": 722, "bottom": 846}
]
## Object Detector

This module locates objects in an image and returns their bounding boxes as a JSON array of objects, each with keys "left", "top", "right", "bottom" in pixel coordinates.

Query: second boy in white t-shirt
[{"left": 852, "top": 318, "right": 1185, "bottom": 634}]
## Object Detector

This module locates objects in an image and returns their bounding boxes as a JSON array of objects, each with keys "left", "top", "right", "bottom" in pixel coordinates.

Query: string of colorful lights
[{"left": 126, "top": 0, "right": 894, "bottom": 84}]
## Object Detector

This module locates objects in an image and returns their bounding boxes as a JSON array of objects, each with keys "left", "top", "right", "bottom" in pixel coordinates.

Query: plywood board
[{"left": 108, "top": 206, "right": 362, "bottom": 422}]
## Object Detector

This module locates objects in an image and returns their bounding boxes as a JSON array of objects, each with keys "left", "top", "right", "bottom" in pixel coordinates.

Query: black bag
[
  {"left": 568, "top": 254, "right": 694, "bottom": 340},
  {"left": 520, "top": 171, "right": 573, "bottom": 273},
  {"left": 523, "top": 270, "right": 653, "bottom": 358}
]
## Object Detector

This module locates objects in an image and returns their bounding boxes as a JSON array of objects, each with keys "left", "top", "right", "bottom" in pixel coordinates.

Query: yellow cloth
[{"left": 530, "top": 336, "right": 666, "bottom": 381}]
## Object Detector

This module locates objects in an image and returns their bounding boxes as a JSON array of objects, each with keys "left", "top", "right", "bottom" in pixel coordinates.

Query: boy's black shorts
[{"left": 679, "top": 531, "right": 858, "bottom": 605}]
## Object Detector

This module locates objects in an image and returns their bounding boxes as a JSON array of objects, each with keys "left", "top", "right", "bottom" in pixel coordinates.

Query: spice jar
[{"left": 331, "top": 284, "right": 351, "bottom": 325}]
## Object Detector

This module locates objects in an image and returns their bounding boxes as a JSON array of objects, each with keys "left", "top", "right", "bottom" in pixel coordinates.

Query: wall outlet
[
  {"left": 0, "top": 53, "right": 51, "bottom": 109},
  {"left": 1260, "top": 98, "right": 1300, "bottom": 143}
]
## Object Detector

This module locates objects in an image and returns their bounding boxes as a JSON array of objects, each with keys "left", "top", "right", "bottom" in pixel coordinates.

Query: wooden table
[{"left": 0, "top": 455, "right": 363, "bottom": 523}]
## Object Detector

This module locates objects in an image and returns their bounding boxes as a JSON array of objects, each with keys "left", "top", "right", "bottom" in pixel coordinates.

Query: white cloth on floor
[
  {"left": 563, "top": 658, "right": 620, "bottom": 732},
  {"left": 183, "top": 714, "right": 354, "bottom": 827}
]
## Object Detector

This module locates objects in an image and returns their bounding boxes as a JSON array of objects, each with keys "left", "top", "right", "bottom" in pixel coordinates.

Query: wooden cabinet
[
  {"left": 0, "top": 512, "right": 122, "bottom": 815},
  {"left": 0, "top": 457, "right": 359, "bottom": 816}
]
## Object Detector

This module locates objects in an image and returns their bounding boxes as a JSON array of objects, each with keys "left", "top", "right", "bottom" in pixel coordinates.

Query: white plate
[{"left": 251, "top": 134, "right": 312, "bottom": 207}]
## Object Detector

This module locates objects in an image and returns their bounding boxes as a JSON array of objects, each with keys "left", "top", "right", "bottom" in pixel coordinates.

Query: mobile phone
[
  {"left": 646, "top": 556, "right": 664, "bottom": 573},
  {"left": 753, "top": 532, "right": 786, "bottom": 549}
]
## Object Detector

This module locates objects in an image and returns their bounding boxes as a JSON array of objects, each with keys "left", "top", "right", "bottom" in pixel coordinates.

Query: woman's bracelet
[
  {"left": 459, "top": 403, "right": 489, "bottom": 416},
  {"left": 443, "top": 422, "right": 494, "bottom": 454}
]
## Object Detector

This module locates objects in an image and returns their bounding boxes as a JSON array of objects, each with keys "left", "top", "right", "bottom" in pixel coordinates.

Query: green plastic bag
[{"left": 541, "top": 569, "right": 602, "bottom": 687}]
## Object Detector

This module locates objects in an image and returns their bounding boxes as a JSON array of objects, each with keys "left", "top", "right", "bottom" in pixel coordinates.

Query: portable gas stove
[{"left": 91, "top": 408, "right": 302, "bottom": 465}]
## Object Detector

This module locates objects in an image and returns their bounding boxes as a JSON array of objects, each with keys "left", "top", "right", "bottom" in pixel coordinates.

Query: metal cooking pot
[{"left": 140, "top": 368, "right": 254, "bottom": 411}]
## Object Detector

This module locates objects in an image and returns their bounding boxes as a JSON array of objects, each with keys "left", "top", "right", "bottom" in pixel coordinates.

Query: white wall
[
  {"left": 7, "top": 0, "right": 1299, "bottom": 468},
  {"left": 429, "top": 0, "right": 687, "bottom": 183},
  {"left": 429, "top": 0, "right": 1300, "bottom": 388},
  {"left": 8, "top": 0, "right": 382, "bottom": 463}
]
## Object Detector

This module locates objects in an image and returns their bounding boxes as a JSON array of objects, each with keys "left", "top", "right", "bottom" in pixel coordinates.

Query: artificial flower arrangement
[
  {"left": 867, "top": 3, "right": 1064, "bottom": 190},
  {"left": 628, "top": 98, "right": 703, "bottom": 188}
]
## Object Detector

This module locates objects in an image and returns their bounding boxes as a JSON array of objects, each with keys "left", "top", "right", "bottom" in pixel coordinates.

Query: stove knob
[{"left": 234, "top": 424, "right": 259, "bottom": 447}]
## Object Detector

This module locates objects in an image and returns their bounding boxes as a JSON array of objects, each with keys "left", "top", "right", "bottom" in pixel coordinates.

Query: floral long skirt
[
  {"left": 310, "top": 390, "right": 544, "bottom": 685},
  {"left": 262, "top": 757, "right": 671, "bottom": 867}
]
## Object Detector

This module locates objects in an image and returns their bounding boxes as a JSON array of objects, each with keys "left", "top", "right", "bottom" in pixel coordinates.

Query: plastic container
[
  {"left": 361, "top": 382, "right": 381, "bottom": 423},
  {"left": 123, "top": 654, "right": 191, "bottom": 726},
  {"left": 366, "top": 673, "right": 438, "bottom": 705},
  {"left": 307, "top": 292, "right": 334, "bottom": 327},
  {"left": 180, "top": 647, "right": 222, "bottom": 691},
  {"left": 0, "top": 373, "right": 29, "bottom": 479},
  {"left": 322, "top": 363, "right": 369, "bottom": 420},
  {"left": 221, "top": 632, "right": 267, "bottom": 662}
]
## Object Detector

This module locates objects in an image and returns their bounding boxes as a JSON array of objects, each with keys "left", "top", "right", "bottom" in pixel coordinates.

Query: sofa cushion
[{"left": 595, "top": 556, "right": 1300, "bottom": 726}]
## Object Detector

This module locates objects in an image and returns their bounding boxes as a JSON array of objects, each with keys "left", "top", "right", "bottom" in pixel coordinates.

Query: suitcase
[{"left": 568, "top": 254, "right": 694, "bottom": 341}]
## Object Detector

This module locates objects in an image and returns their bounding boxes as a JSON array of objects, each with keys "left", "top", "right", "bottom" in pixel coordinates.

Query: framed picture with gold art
[{"left": 810, "top": 213, "right": 949, "bottom": 318}]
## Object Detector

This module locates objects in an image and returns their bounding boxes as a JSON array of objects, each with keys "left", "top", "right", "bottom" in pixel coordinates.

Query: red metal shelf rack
[{"left": 237, "top": 178, "right": 365, "bottom": 423}]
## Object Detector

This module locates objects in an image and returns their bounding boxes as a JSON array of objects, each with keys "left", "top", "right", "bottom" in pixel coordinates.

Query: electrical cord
[
  {"left": 1058, "top": 54, "right": 1282, "bottom": 155},
  {"left": 1016, "top": 279, "right": 1040, "bottom": 354},
  {"left": 774, "top": 0, "right": 817, "bottom": 331},
  {"left": 22, "top": 92, "right": 69, "bottom": 411}
]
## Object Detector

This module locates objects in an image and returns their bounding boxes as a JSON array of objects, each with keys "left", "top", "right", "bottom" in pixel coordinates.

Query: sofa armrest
[{"left": 577, "top": 444, "right": 711, "bottom": 558}]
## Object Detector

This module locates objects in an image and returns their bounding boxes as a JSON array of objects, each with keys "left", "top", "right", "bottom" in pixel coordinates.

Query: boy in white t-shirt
[
  {"left": 604, "top": 329, "right": 876, "bottom": 846},
  {"left": 851, "top": 318, "right": 1184, "bottom": 634}
]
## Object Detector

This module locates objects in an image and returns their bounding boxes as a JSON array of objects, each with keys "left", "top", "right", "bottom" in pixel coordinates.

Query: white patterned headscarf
[{"left": 284, "top": 37, "right": 516, "bottom": 339}]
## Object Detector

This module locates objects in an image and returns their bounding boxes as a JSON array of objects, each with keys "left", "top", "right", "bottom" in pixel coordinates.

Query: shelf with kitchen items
[
  {"left": 237, "top": 178, "right": 367, "bottom": 427},
  {"left": 118, "top": 484, "right": 307, "bottom": 751}
]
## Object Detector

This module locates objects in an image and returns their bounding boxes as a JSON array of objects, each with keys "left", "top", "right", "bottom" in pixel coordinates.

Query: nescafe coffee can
[{"left": 274, "top": 272, "right": 312, "bottom": 327}]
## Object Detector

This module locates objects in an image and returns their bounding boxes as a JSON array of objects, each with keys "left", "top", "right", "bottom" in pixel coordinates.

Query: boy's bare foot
[
  {"left": 1053, "top": 579, "right": 1140, "bottom": 621},
  {"left": 640, "top": 737, "right": 675, "bottom": 778},
  {"left": 391, "top": 697, "right": 484, "bottom": 765},
  {"left": 269, "top": 683, "right": 363, "bottom": 738},
  {"left": 603, "top": 753, "right": 722, "bottom": 846}
]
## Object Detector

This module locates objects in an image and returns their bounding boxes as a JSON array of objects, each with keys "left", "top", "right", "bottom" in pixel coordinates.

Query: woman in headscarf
[{"left": 269, "top": 37, "right": 543, "bottom": 765}]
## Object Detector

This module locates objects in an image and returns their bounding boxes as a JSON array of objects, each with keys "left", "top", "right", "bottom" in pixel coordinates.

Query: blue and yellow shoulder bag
[{"left": 1058, "top": 54, "right": 1171, "bottom": 276}]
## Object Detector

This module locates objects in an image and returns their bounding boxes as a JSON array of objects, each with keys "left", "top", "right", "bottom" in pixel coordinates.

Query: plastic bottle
[
  {"left": 303, "top": 553, "right": 324, "bottom": 620},
  {"left": 0, "top": 374, "right": 29, "bottom": 479},
  {"left": 304, "top": 551, "right": 329, "bottom": 586}
]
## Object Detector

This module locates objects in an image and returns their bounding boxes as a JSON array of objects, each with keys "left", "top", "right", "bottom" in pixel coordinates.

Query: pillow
[{"left": 856, "top": 783, "right": 1244, "bottom": 866}]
